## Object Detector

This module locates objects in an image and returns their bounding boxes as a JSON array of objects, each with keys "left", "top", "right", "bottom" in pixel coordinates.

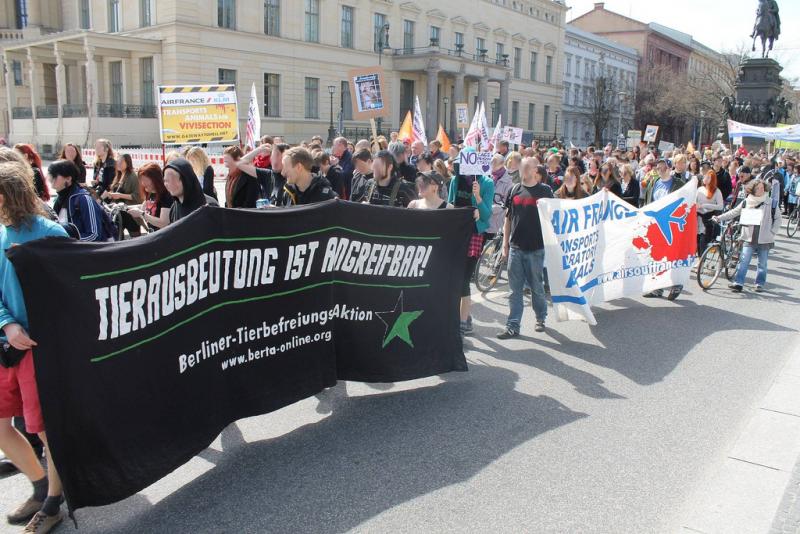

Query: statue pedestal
[{"left": 734, "top": 57, "right": 784, "bottom": 148}]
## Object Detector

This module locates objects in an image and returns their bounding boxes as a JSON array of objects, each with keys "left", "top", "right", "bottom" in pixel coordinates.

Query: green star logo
[{"left": 376, "top": 292, "right": 423, "bottom": 349}]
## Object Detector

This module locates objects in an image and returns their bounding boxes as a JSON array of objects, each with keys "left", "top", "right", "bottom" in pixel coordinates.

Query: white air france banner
[{"left": 537, "top": 179, "right": 698, "bottom": 325}]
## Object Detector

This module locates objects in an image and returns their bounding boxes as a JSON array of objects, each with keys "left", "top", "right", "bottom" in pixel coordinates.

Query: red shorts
[{"left": 0, "top": 351, "right": 44, "bottom": 434}]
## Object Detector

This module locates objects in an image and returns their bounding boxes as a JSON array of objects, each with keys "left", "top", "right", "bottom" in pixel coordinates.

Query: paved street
[{"left": 1, "top": 232, "right": 798, "bottom": 533}]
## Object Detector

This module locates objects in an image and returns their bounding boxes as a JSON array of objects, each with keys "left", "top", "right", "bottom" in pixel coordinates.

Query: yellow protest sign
[{"left": 158, "top": 85, "right": 239, "bottom": 145}]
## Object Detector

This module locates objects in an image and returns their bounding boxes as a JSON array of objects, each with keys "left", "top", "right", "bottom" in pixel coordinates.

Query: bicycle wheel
[
  {"left": 696, "top": 244, "right": 723, "bottom": 290},
  {"left": 725, "top": 240, "right": 742, "bottom": 281},
  {"left": 475, "top": 239, "right": 501, "bottom": 293},
  {"left": 787, "top": 211, "right": 800, "bottom": 238}
]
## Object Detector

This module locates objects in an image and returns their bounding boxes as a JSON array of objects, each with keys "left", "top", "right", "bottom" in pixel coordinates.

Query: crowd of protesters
[{"left": 0, "top": 131, "right": 796, "bottom": 532}]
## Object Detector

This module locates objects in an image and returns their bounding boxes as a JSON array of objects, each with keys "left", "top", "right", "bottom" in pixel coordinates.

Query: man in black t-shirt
[
  {"left": 498, "top": 158, "right": 554, "bottom": 339},
  {"left": 362, "top": 150, "right": 417, "bottom": 207}
]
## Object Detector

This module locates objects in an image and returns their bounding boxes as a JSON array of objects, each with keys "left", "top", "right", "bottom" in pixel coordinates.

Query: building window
[
  {"left": 513, "top": 47, "right": 521, "bottom": 78},
  {"left": 264, "top": 0, "right": 280, "bottom": 36},
  {"left": 341, "top": 80, "right": 352, "bottom": 121},
  {"left": 218, "top": 0, "right": 235, "bottom": 29},
  {"left": 14, "top": 0, "right": 28, "bottom": 29},
  {"left": 373, "top": 13, "right": 387, "bottom": 52},
  {"left": 341, "top": 6, "right": 354, "bottom": 48},
  {"left": 528, "top": 103, "right": 535, "bottom": 131},
  {"left": 430, "top": 25, "right": 440, "bottom": 45},
  {"left": 476, "top": 37, "right": 486, "bottom": 56},
  {"left": 79, "top": 0, "right": 91, "bottom": 28},
  {"left": 496, "top": 43, "right": 504, "bottom": 61},
  {"left": 529, "top": 52, "right": 538, "bottom": 81},
  {"left": 400, "top": 79, "right": 415, "bottom": 121},
  {"left": 543, "top": 104, "right": 550, "bottom": 131},
  {"left": 263, "top": 73, "right": 279, "bottom": 117},
  {"left": 140, "top": 0, "right": 153, "bottom": 27},
  {"left": 565, "top": 53, "right": 571, "bottom": 75},
  {"left": 218, "top": 68, "right": 236, "bottom": 86},
  {"left": 140, "top": 57, "right": 154, "bottom": 108},
  {"left": 403, "top": 20, "right": 415, "bottom": 54},
  {"left": 108, "top": 0, "right": 120, "bottom": 32},
  {"left": 546, "top": 55, "right": 553, "bottom": 84},
  {"left": 304, "top": 77, "right": 319, "bottom": 119},
  {"left": 304, "top": 0, "right": 319, "bottom": 42},
  {"left": 563, "top": 82, "right": 570, "bottom": 105},
  {"left": 12, "top": 61, "right": 23, "bottom": 86},
  {"left": 564, "top": 118, "right": 569, "bottom": 140},
  {"left": 573, "top": 84, "right": 579, "bottom": 106},
  {"left": 110, "top": 61, "right": 123, "bottom": 109},
  {"left": 511, "top": 101, "right": 519, "bottom": 126},
  {"left": 575, "top": 57, "right": 581, "bottom": 78},
  {"left": 455, "top": 32, "right": 464, "bottom": 49}
]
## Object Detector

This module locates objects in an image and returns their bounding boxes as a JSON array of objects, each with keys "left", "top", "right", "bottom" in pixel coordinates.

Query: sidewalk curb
[{"left": 680, "top": 340, "right": 800, "bottom": 534}]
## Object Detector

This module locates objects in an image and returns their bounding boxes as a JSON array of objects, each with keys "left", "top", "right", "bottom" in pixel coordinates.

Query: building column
[
  {"left": 26, "top": 48, "right": 38, "bottom": 140},
  {"left": 478, "top": 74, "right": 488, "bottom": 109},
  {"left": 54, "top": 43, "right": 67, "bottom": 145},
  {"left": 84, "top": 40, "right": 99, "bottom": 138},
  {"left": 3, "top": 53, "right": 16, "bottom": 139},
  {"left": 425, "top": 59, "right": 440, "bottom": 142},
  {"left": 499, "top": 73, "right": 510, "bottom": 126},
  {"left": 452, "top": 67, "right": 465, "bottom": 139}
]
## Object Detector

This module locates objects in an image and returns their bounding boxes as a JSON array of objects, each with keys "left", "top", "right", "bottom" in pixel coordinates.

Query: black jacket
[
  {"left": 621, "top": 179, "right": 640, "bottom": 207},
  {"left": 397, "top": 161, "right": 417, "bottom": 183},
  {"left": 93, "top": 156, "right": 115, "bottom": 194},
  {"left": 166, "top": 158, "right": 210, "bottom": 222},
  {"left": 202, "top": 165, "right": 218, "bottom": 200},
  {"left": 229, "top": 172, "right": 260, "bottom": 209},
  {"left": 281, "top": 175, "right": 338, "bottom": 206},
  {"left": 714, "top": 167, "right": 733, "bottom": 200}
]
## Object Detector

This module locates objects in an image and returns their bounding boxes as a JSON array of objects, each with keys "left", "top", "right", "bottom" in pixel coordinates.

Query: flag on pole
[
  {"left": 435, "top": 124, "right": 451, "bottom": 153},
  {"left": 398, "top": 111, "right": 413, "bottom": 143},
  {"left": 245, "top": 83, "right": 261, "bottom": 151},
  {"left": 412, "top": 96, "right": 428, "bottom": 146},
  {"left": 464, "top": 105, "right": 482, "bottom": 148},
  {"left": 489, "top": 115, "right": 502, "bottom": 152},
  {"left": 478, "top": 102, "right": 490, "bottom": 151}
]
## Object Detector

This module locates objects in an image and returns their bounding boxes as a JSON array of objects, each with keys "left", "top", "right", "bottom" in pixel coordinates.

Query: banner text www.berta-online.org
[{"left": 94, "top": 237, "right": 432, "bottom": 342}]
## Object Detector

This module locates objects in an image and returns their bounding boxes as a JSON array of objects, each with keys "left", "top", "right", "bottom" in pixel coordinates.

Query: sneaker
[
  {"left": 667, "top": 286, "right": 682, "bottom": 301},
  {"left": 643, "top": 290, "right": 663, "bottom": 298},
  {"left": 23, "top": 511, "right": 64, "bottom": 534},
  {"left": 496, "top": 328, "right": 519, "bottom": 340},
  {"left": 0, "top": 458, "right": 19, "bottom": 477},
  {"left": 755, "top": 285, "right": 764, "bottom": 293},
  {"left": 6, "top": 498, "right": 43, "bottom": 525},
  {"left": 728, "top": 283, "right": 743, "bottom": 292},
  {"left": 534, "top": 322, "right": 546, "bottom": 332}
]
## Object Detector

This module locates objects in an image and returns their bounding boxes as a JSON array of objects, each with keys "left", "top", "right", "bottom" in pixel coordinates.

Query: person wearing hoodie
[
  {"left": 279, "top": 147, "right": 337, "bottom": 206},
  {"left": 164, "top": 158, "right": 218, "bottom": 223},
  {"left": 49, "top": 160, "right": 116, "bottom": 242},
  {"left": 714, "top": 179, "right": 781, "bottom": 292}
]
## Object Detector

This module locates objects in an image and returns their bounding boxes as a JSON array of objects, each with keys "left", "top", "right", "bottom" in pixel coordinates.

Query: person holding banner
[
  {"left": 497, "top": 159, "right": 553, "bottom": 339},
  {"left": 164, "top": 158, "right": 218, "bottom": 223},
  {"left": 388, "top": 142, "right": 418, "bottom": 184},
  {"left": 0, "top": 161, "right": 68, "bottom": 532},
  {"left": 555, "top": 166, "right": 587, "bottom": 200},
  {"left": 279, "top": 147, "right": 338, "bottom": 206},
  {"left": 619, "top": 164, "right": 640, "bottom": 207},
  {"left": 696, "top": 170, "right": 724, "bottom": 252},
  {"left": 348, "top": 149, "right": 374, "bottom": 203},
  {"left": 449, "top": 153, "right": 494, "bottom": 336},
  {"left": 408, "top": 171, "right": 450, "bottom": 210},
  {"left": 363, "top": 151, "right": 417, "bottom": 208},
  {"left": 714, "top": 179, "right": 781, "bottom": 292},
  {"left": 221, "top": 146, "right": 260, "bottom": 209},
  {"left": 185, "top": 147, "right": 219, "bottom": 201}
]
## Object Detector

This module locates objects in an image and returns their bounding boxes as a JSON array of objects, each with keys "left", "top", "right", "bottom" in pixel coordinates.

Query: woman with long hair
[
  {"left": 128, "top": 163, "right": 173, "bottom": 231},
  {"left": 619, "top": 163, "right": 640, "bottom": 207},
  {"left": 555, "top": 166, "right": 587, "bottom": 200},
  {"left": 13, "top": 144, "right": 48, "bottom": 202},
  {"left": 102, "top": 154, "right": 141, "bottom": 205},
  {"left": 433, "top": 158, "right": 452, "bottom": 200},
  {"left": 58, "top": 143, "right": 87, "bottom": 184},
  {"left": 92, "top": 138, "right": 116, "bottom": 194},
  {"left": 222, "top": 145, "right": 259, "bottom": 208},
  {"left": 697, "top": 170, "right": 724, "bottom": 251},
  {"left": 185, "top": 146, "right": 218, "bottom": 200},
  {"left": 597, "top": 162, "right": 623, "bottom": 196}
]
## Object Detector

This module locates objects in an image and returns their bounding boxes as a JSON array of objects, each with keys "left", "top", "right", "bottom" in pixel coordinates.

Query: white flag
[
  {"left": 464, "top": 105, "right": 482, "bottom": 148},
  {"left": 245, "top": 83, "right": 261, "bottom": 150},
  {"left": 412, "top": 96, "right": 428, "bottom": 146},
  {"left": 478, "top": 102, "right": 490, "bottom": 151},
  {"left": 489, "top": 115, "right": 503, "bottom": 153}
]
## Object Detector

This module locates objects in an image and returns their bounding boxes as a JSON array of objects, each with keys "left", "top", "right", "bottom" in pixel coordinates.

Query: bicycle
[
  {"left": 786, "top": 207, "right": 799, "bottom": 238},
  {"left": 696, "top": 220, "right": 742, "bottom": 290},
  {"left": 475, "top": 231, "right": 506, "bottom": 293}
]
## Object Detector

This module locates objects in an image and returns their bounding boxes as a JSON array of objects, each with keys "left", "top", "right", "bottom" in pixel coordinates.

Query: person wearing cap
[
  {"left": 643, "top": 158, "right": 686, "bottom": 300},
  {"left": 408, "top": 171, "right": 450, "bottom": 209}
]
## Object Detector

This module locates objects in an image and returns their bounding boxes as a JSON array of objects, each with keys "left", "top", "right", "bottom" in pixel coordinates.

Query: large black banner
[{"left": 8, "top": 201, "right": 472, "bottom": 511}]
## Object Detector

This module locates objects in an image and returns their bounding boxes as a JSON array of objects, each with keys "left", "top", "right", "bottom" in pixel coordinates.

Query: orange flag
[
  {"left": 435, "top": 124, "right": 451, "bottom": 153},
  {"left": 398, "top": 111, "right": 413, "bottom": 143}
]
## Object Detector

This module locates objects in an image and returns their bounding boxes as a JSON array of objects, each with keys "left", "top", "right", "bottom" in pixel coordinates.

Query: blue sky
[{"left": 567, "top": 0, "right": 800, "bottom": 85}]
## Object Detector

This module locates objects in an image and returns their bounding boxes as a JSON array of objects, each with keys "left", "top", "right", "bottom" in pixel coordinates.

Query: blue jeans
[
  {"left": 734, "top": 243, "right": 769, "bottom": 286},
  {"left": 507, "top": 247, "right": 547, "bottom": 331}
]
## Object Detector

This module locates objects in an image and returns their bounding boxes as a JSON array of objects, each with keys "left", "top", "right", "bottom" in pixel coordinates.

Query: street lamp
[
  {"left": 327, "top": 85, "right": 336, "bottom": 146},
  {"left": 699, "top": 110, "right": 706, "bottom": 148},
  {"left": 554, "top": 110, "right": 559, "bottom": 141},
  {"left": 443, "top": 96, "right": 449, "bottom": 137},
  {"left": 617, "top": 91, "right": 628, "bottom": 148}
]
